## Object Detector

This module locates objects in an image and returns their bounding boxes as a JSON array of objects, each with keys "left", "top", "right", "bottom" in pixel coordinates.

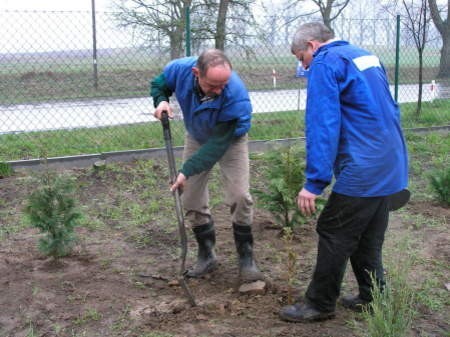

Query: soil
[{"left": 0, "top": 162, "right": 449, "bottom": 337}]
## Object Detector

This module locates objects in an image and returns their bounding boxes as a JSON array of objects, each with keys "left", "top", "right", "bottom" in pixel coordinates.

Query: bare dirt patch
[{"left": 0, "top": 161, "right": 449, "bottom": 337}]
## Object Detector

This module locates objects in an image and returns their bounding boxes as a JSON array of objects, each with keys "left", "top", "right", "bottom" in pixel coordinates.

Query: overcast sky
[
  {"left": 0, "top": 0, "right": 113, "bottom": 11},
  {"left": 0, "top": 0, "right": 446, "bottom": 53}
]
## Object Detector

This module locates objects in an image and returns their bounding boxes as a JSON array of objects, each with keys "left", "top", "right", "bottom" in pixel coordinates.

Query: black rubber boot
[
  {"left": 233, "top": 223, "right": 264, "bottom": 283},
  {"left": 279, "top": 302, "right": 335, "bottom": 322},
  {"left": 185, "top": 222, "right": 218, "bottom": 278},
  {"left": 340, "top": 294, "right": 372, "bottom": 313}
]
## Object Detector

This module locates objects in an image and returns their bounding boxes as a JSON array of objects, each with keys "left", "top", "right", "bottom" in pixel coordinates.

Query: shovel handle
[
  {"left": 159, "top": 110, "right": 197, "bottom": 306},
  {"left": 160, "top": 110, "right": 176, "bottom": 180},
  {"left": 161, "top": 110, "right": 170, "bottom": 129}
]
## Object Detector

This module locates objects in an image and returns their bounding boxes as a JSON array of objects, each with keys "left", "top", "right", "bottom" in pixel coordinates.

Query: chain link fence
[{"left": 0, "top": 10, "right": 449, "bottom": 162}]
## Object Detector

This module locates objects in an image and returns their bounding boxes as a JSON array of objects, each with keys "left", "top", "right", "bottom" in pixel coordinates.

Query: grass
[
  {"left": 2, "top": 102, "right": 449, "bottom": 162},
  {"left": 402, "top": 99, "right": 450, "bottom": 128},
  {"left": 73, "top": 308, "right": 102, "bottom": 325},
  {"left": 0, "top": 110, "right": 305, "bottom": 162},
  {"left": 362, "top": 243, "right": 416, "bottom": 337},
  {"left": 404, "top": 132, "right": 450, "bottom": 202},
  {"left": 0, "top": 161, "right": 13, "bottom": 177}
]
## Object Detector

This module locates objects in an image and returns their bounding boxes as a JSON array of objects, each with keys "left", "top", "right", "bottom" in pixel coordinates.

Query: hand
[
  {"left": 297, "top": 188, "right": 318, "bottom": 216},
  {"left": 153, "top": 101, "right": 173, "bottom": 120},
  {"left": 170, "top": 172, "right": 187, "bottom": 193}
]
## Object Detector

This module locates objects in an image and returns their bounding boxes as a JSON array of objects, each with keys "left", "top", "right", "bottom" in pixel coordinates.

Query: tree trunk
[
  {"left": 170, "top": 32, "right": 184, "bottom": 59},
  {"left": 215, "top": 0, "right": 230, "bottom": 50},
  {"left": 416, "top": 49, "right": 423, "bottom": 116},
  {"left": 316, "top": 0, "right": 332, "bottom": 30},
  {"left": 428, "top": 0, "right": 450, "bottom": 79},
  {"left": 438, "top": 33, "right": 450, "bottom": 79}
]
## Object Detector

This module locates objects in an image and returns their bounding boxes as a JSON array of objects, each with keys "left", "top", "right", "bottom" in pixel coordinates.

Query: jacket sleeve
[
  {"left": 180, "top": 120, "right": 237, "bottom": 178},
  {"left": 150, "top": 73, "right": 173, "bottom": 108},
  {"left": 304, "top": 62, "right": 341, "bottom": 195}
]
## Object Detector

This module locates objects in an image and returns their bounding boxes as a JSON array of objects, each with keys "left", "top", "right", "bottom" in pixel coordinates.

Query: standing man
[
  {"left": 150, "top": 49, "right": 264, "bottom": 285},
  {"left": 279, "top": 22, "right": 408, "bottom": 322}
]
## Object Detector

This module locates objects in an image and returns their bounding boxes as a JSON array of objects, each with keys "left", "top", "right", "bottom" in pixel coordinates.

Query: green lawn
[{"left": 1, "top": 102, "right": 448, "bottom": 162}]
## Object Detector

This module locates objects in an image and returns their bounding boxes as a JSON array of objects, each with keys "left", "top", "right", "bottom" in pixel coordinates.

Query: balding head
[
  {"left": 196, "top": 49, "right": 232, "bottom": 77},
  {"left": 193, "top": 49, "right": 233, "bottom": 98}
]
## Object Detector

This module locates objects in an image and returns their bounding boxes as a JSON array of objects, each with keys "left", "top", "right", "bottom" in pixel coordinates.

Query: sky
[
  {"left": 0, "top": 0, "right": 446, "bottom": 53},
  {"left": 0, "top": 0, "right": 133, "bottom": 53},
  {"left": 0, "top": 0, "right": 113, "bottom": 11}
]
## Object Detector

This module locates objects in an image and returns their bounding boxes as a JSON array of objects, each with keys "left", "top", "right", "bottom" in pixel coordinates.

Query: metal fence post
[
  {"left": 185, "top": 4, "right": 191, "bottom": 57},
  {"left": 91, "top": 0, "right": 98, "bottom": 90},
  {"left": 395, "top": 14, "right": 400, "bottom": 102}
]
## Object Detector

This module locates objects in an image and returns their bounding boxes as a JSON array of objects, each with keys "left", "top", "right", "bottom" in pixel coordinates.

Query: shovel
[{"left": 160, "top": 110, "right": 196, "bottom": 307}]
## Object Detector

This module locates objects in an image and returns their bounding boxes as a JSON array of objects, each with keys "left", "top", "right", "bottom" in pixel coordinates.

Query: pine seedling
[
  {"left": 429, "top": 167, "right": 450, "bottom": 206},
  {"left": 253, "top": 146, "right": 306, "bottom": 228},
  {"left": 24, "top": 170, "right": 82, "bottom": 259}
]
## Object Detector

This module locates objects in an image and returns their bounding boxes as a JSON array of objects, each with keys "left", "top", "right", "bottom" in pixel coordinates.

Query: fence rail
[{"left": 0, "top": 10, "right": 449, "bottom": 162}]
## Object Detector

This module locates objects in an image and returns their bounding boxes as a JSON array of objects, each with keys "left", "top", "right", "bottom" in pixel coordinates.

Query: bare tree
[
  {"left": 311, "top": 0, "right": 351, "bottom": 30},
  {"left": 194, "top": 0, "right": 256, "bottom": 50},
  {"left": 114, "top": 0, "right": 256, "bottom": 57},
  {"left": 384, "top": 0, "right": 433, "bottom": 115},
  {"left": 404, "top": 0, "right": 431, "bottom": 115},
  {"left": 113, "top": 0, "right": 192, "bottom": 59},
  {"left": 257, "top": 0, "right": 297, "bottom": 45},
  {"left": 338, "top": 0, "right": 390, "bottom": 45},
  {"left": 428, "top": 0, "right": 450, "bottom": 79},
  {"left": 275, "top": 0, "right": 350, "bottom": 32}
]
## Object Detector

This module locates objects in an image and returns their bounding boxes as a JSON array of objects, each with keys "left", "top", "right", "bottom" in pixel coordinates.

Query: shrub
[
  {"left": 24, "top": 170, "right": 82, "bottom": 259},
  {"left": 429, "top": 167, "right": 450, "bottom": 206},
  {"left": 252, "top": 146, "right": 307, "bottom": 228}
]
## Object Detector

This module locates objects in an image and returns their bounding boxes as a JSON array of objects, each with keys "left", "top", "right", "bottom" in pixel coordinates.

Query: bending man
[{"left": 150, "top": 49, "right": 264, "bottom": 285}]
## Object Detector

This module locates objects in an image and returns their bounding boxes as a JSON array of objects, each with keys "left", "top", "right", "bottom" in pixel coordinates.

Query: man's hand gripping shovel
[{"left": 160, "top": 111, "right": 196, "bottom": 307}]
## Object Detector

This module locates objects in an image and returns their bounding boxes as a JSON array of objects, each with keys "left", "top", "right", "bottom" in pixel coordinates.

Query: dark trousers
[{"left": 305, "top": 192, "right": 389, "bottom": 312}]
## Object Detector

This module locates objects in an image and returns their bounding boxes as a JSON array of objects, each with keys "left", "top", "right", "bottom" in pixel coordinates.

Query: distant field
[{"left": 0, "top": 46, "right": 444, "bottom": 105}]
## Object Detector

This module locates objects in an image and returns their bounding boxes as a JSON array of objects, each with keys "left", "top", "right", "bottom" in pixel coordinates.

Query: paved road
[{"left": 0, "top": 84, "right": 438, "bottom": 134}]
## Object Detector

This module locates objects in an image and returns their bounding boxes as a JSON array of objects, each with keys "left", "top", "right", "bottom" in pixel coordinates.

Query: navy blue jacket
[{"left": 304, "top": 40, "right": 408, "bottom": 197}]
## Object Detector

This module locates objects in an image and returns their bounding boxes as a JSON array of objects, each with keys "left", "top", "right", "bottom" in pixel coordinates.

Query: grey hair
[
  {"left": 196, "top": 49, "right": 232, "bottom": 77},
  {"left": 291, "top": 22, "right": 335, "bottom": 53}
]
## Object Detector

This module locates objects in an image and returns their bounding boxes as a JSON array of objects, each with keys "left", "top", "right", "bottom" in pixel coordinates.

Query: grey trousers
[{"left": 181, "top": 133, "right": 253, "bottom": 228}]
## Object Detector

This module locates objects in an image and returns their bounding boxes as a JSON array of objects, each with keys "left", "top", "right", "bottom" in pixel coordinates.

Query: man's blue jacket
[
  {"left": 163, "top": 57, "right": 252, "bottom": 144},
  {"left": 304, "top": 40, "right": 408, "bottom": 197}
]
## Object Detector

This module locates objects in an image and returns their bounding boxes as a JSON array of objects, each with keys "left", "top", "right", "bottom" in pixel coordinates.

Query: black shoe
[
  {"left": 233, "top": 223, "right": 265, "bottom": 283},
  {"left": 340, "top": 294, "right": 371, "bottom": 313},
  {"left": 279, "top": 302, "right": 335, "bottom": 323},
  {"left": 185, "top": 222, "right": 218, "bottom": 278}
]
